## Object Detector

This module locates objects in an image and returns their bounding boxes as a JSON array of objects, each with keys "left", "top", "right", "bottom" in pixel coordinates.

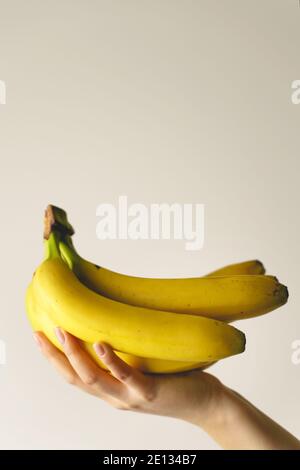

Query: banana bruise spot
[{"left": 94, "top": 264, "right": 101, "bottom": 270}]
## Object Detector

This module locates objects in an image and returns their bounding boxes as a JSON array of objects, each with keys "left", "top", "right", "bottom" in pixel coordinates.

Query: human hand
[{"left": 33, "top": 329, "right": 223, "bottom": 427}]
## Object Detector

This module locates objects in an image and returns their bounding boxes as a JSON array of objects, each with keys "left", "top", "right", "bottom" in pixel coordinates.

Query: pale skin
[{"left": 33, "top": 329, "right": 300, "bottom": 450}]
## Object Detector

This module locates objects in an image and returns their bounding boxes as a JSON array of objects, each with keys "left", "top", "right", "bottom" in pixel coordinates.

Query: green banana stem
[
  {"left": 64, "top": 234, "right": 78, "bottom": 253},
  {"left": 43, "top": 204, "right": 82, "bottom": 270},
  {"left": 59, "top": 238, "right": 80, "bottom": 270},
  {"left": 44, "top": 232, "right": 61, "bottom": 260}
]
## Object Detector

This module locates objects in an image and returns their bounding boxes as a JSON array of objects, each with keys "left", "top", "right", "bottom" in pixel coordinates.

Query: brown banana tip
[
  {"left": 255, "top": 260, "right": 266, "bottom": 274},
  {"left": 43, "top": 204, "right": 75, "bottom": 240},
  {"left": 283, "top": 285, "right": 289, "bottom": 302},
  {"left": 44, "top": 205, "right": 55, "bottom": 240},
  {"left": 274, "top": 284, "right": 289, "bottom": 303},
  {"left": 242, "top": 332, "right": 246, "bottom": 351}
]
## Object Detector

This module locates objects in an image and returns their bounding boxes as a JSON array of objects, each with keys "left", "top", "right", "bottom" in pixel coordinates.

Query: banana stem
[
  {"left": 44, "top": 204, "right": 75, "bottom": 240},
  {"left": 44, "top": 232, "right": 61, "bottom": 260},
  {"left": 43, "top": 204, "right": 77, "bottom": 263},
  {"left": 64, "top": 234, "right": 79, "bottom": 254},
  {"left": 58, "top": 239, "right": 80, "bottom": 269}
]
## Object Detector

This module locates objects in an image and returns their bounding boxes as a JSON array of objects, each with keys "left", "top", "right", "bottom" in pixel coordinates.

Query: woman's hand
[
  {"left": 33, "top": 329, "right": 223, "bottom": 427},
  {"left": 34, "top": 329, "right": 300, "bottom": 449}
]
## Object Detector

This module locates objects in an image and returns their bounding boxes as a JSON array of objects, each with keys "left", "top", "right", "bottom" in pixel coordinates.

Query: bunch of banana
[{"left": 25, "top": 205, "right": 288, "bottom": 374}]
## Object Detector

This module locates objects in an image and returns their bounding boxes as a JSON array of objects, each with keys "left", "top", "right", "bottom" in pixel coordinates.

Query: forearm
[{"left": 197, "top": 382, "right": 300, "bottom": 450}]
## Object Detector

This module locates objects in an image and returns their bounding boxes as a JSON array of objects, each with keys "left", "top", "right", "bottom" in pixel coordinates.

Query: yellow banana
[
  {"left": 207, "top": 259, "right": 265, "bottom": 276},
  {"left": 28, "top": 233, "right": 245, "bottom": 363},
  {"left": 26, "top": 281, "right": 211, "bottom": 373},
  {"left": 59, "top": 240, "right": 287, "bottom": 322}
]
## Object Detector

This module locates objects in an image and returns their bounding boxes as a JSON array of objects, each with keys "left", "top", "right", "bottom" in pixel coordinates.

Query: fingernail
[
  {"left": 94, "top": 343, "right": 105, "bottom": 357},
  {"left": 33, "top": 333, "right": 42, "bottom": 349},
  {"left": 55, "top": 327, "right": 65, "bottom": 345}
]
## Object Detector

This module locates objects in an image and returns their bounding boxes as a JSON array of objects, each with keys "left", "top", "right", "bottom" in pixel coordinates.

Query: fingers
[
  {"left": 34, "top": 332, "right": 126, "bottom": 407},
  {"left": 54, "top": 328, "right": 124, "bottom": 399},
  {"left": 94, "top": 342, "right": 156, "bottom": 402},
  {"left": 34, "top": 331, "right": 83, "bottom": 388},
  {"left": 34, "top": 329, "right": 158, "bottom": 410}
]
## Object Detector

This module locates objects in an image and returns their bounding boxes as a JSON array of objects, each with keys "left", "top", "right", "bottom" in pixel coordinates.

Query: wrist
[
  {"left": 185, "top": 372, "right": 228, "bottom": 428},
  {"left": 193, "top": 379, "right": 248, "bottom": 446}
]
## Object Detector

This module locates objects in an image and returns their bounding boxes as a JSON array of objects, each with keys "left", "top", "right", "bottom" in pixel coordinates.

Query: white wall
[{"left": 0, "top": 0, "right": 299, "bottom": 449}]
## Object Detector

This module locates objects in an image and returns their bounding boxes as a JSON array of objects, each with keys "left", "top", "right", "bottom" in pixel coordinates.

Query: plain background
[{"left": 0, "top": 0, "right": 299, "bottom": 449}]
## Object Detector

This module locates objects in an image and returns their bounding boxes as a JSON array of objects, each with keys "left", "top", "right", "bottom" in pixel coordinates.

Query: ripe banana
[
  {"left": 59, "top": 239, "right": 287, "bottom": 322},
  {"left": 28, "top": 232, "right": 245, "bottom": 364},
  {"left": 207, "top": 259, "right": 265, "bottom": 276},
  {"left": 26, "top": 281, "right": 211, "bottom": 373}
]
